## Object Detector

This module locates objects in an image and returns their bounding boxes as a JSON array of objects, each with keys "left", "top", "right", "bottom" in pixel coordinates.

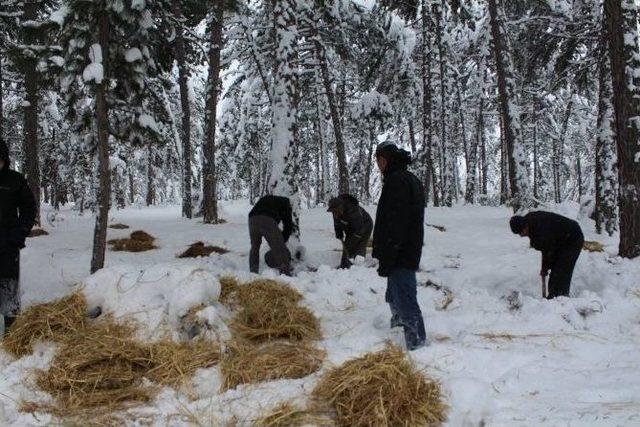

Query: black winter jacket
[
  {"left": 525, "top": 211, "right": 583, "bottom": 271},
  {"left": 0, "top": 156, "right": 37, "bottom": 278},
  {"left": 249, "top": 195, "right": 294, "bottom": 242},
  {"left": 331, "top": 195, "right": 373, "bottom": 241},
  {"left": 372, "top": 164, "right": 425, "bottom": 276}
]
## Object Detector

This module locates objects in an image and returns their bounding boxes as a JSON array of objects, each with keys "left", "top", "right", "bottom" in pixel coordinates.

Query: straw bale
[
  {"left": 2, "top": 292, "right": 88, "bottom": 357},
  {"left": 221, "top": 340, "right": 325, "bottom": 390},
  {"left": 178, "top": 241, "right": 229, "bottom": 258},
  {"left": 312, "top": 343, "right": 447, "bottom": 427},
  {"left": 257, "top": 403, "right": 335, "bottom": 427}
]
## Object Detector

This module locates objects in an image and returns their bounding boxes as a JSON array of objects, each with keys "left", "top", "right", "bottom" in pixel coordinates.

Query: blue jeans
[{"left": 386, "top": 268, "right": 426, "bottom": 350}]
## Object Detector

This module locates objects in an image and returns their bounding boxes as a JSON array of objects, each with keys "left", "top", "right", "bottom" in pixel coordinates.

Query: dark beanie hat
[
  {"left": 0, "top": 137, "right": 9, "bottom": 166},
  {"left": 510, "top": 215, "right": 527, "bottom": 234},
  {"left": 375, "top": 141, "right": 412, "bottom": 165}
]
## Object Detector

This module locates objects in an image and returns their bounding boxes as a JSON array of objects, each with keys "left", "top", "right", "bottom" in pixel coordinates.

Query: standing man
[
  {"left": 372, "top": 142, "right": 426, "bottom": 351},
  {"left": 510, "top": 211, "right": 584, "bottom": 299},
  {"left": 248, "top": 195, "right": 293, "bottom": 276},
  {"left": 0, "top": 138, "right": 37, "bottom": 333},
  {"left": 327, "top": 194, "right": 373, "bottom": 269}
]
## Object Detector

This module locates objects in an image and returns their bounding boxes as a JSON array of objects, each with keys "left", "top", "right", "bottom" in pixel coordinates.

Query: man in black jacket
[
  {"left": 372, "top": 142, "right": 426, "bottom": 351},
  {"left": 510, "top": 211, "right": 584, "bottom": 299},
  {"left": 248, "top": 195, "right": 293, "bottom": 275},
  {"left": 0, "top": 138, "right": 37, "bottom": 332},
  {"left": 327, "top": 194, "right": 373, "bottom": 269}
]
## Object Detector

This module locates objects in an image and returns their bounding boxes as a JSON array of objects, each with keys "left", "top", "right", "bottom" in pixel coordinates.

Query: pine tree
[{"left": 604, "top": 0, "right": 640, "bottom": 258}]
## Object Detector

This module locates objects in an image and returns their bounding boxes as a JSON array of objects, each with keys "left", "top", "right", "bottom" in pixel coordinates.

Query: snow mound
[{"left": 81, "top": 263, "right": 222, "bottom": 340}]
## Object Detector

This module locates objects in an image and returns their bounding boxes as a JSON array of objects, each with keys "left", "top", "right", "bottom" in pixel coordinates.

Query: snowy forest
[
  {"left": 1, "top": 0, "right": 639, "bottom": 272},
  {"left": 3, "top": 1, "right": 640, "bottom": 426}
]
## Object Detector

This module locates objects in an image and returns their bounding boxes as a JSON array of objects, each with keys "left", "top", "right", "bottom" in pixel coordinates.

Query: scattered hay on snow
[
  {"left": 257, "top": 403, "right": 335, "bottom": 427},
  {"left": 2, "top": 293, "right": 88, "bottom": 357},
  {"left": 178, "top": 241, "right": 229, "bottom": 258},
  {"left": 232, "top": 301, "right": 321, "bottom": 342},
  {"left": 108, "top": 230, "right": 156, "bottom": 252},
  {"left": 108, "top": 223, "right": 130, "bottom": 230},
  {"left": 219, "top": 275, "right": 241, "bottom": 306},
  {"left": 28, "top": 228, "right": 49, "bottom": 237},
  {"left": 221, "top": 278, "right": 320, "bottom": 342},
  {"left": 583, "top": 240, "right": 605, "bottom": 253},
  {"left": 221, "top": 340, "right": 325, "bottom": 390},
  {"left": 32, "top": 316, "right": 220, "bottom": 417},
  {"left": 312, "top": 343, "right": 447, "bottom": 427}
]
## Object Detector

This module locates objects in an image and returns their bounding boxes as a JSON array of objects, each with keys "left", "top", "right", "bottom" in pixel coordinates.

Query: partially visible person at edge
[
  {"left": 510, "top": 211, "right": 584, "bottom": 299},
  {"left": 0, "top": 138, "right": 37, "bottom": 335},
  {"left": 327, "top": 194, "right": 373, "bottom": 269},
  {"left": 372, "top": 141, "right": 427, "bottom": 351},
  {"left": 248, "top": 195, "right": 294, "bottom": 276}
]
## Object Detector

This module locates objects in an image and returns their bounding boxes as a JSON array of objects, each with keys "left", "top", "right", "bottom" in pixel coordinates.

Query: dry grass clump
[
  {"left": 257, "top": 403, "right": 335, "bottom": 427},
  {"left": 108, "top": 230, "right": 156, "bottom": 252},
  {"left": 583, "top": 240, "right": 605, "bottom": 252},
  {"left": 312, "top": 344, "right": 447, "bottom": 427},
  {"left": 178, "top": 241, "right": 230, "bottom": 258},
  {"left": 219, "top": 275, "right": 241, "bottom": 305},
  {"left": 34, "top": 316, "right": 220, "bottom": 416},
  {"left": 108, "top": 223, "right": 130, "bottom": 230},
  {"left": 232, "top": 303, "right": 321, "bottom": 342},
  {"left": 221, "top": 340, "right": 325, "bottom": 390},
  {"left": 2, "top": 293, "right": 88, "bottom": 357},
  {"left": 221, "top": 278, "right": 319, "bottom": 342},
  {"left": 28, "top": 228, "right": 49, "bottom": 237}
]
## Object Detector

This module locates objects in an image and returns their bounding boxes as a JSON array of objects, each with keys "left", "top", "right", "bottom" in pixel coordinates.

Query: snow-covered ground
[{"left": 2, "top": 201, "right": 640, "bottom": 426}]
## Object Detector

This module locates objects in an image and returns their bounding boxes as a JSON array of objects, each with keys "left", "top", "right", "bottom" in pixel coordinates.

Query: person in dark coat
[
  {"left": 248, "top": 195, "right": 293, "bottom": 276},
  {"left": 327, "top": 194, "right": 373, "bottom": 269},
  {"left": 510, "top": 211, "right": 584, "bottom": 299},
  {"left": 0, "top": 138, "right": 37, "bottom": 332},
  {"left": 372, "top": 142, "right": 426, "bottom": 351}
]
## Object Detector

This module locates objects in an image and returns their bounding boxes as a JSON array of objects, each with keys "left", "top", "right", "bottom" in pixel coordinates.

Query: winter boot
[{"left": 403, "top": 318, "right": 427, "bottom": 351}]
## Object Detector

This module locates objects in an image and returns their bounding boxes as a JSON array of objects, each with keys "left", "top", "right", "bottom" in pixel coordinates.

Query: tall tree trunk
[
  {"left": 313, "top": 74, "right": 327, "bottom": 203},
  {"left": 595, "top": 29, "right": 617, "bottom": 236},
  {"left": 203, "top": 5, "right": 223, "bottom": 224},
  {"left": 364, "top": 127, "right": 375, "bottom": 202},
  {"left": 269, "top": 0, "right": 300, "bottom": 243},
  {"left": 23, "top": 0, "right": 41, "bottom": 225},
  {"left": 532, "top": 99, "right": 539, "bottom": 200},
  {"left": 146, "top": 145, "right": 155, "bottom": 206},
  {"left": 421, "top": 0, "right": 435, "bottom": 206},
  {"left": 128, "top": 169, "right": 135, "bottom": 204},
  {"left": 465, "top": 96, "right": 482, "bottom": 204},
  {"left": 173, "top": 2, "right": 193, "bottom": 219},
  {"left": 480, "top": 121, "right": 487, "bottom": 195},
  {"left": 433, "top": 0, "right": 452, "bottom": 206},
  {"left": 576, "top": 156, "right": 582, "bottom": 201},
  {"left": 0, "top": 51, "right": 3, "bottom": 141},
  {"left": 90, "top": 13, "right": 111, "bottom": 274},
  {"left": 488, "top": 0, "right": 530, "bottom": 211},
  {"left": 315, "top": 41, "right": 349, "bottom": 194},
  {"left": 553, "top": 94, "right": 574, "bottom": 203},
  {"left": 499, "top": 115, "right": 508, "bottom": 204},
  {"left": 604, "top": 0, "right": 640, "bottom": 258}
]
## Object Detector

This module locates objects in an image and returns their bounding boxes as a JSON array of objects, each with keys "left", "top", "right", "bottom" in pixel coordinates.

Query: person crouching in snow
[
  {"left": 510, "top": 211, "right": 584, "bottom": 299},
  {"left": 0, "top": 138, "right": 36, "bottom": 334},
  {"left": 372, "top": 141, "right": 427, "bottom": 351},
  {"left": 327, "top": 194, "right": 373, "bottom": 269},
  {"left": 248, "top": 195, "right": 294, "bottom": 276}
]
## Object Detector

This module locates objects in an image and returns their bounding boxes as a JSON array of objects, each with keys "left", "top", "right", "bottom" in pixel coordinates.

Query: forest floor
[{"left": 2, "top": 201, "right": 640, "bottom": 426}]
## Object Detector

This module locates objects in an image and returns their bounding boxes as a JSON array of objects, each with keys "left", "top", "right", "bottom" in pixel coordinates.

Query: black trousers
[{"left": 547, "top": 237, "right": 583, "bottom": 299}]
